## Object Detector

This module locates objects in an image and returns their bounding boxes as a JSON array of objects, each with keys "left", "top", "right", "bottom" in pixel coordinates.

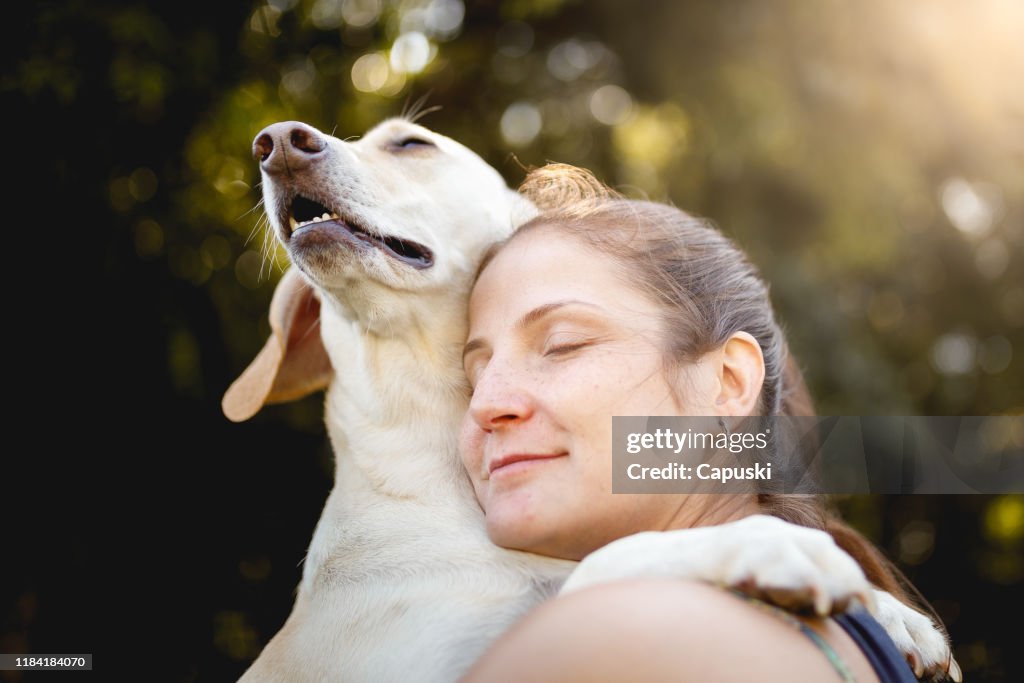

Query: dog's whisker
[
  {"left": 402, "top": 91, "right": 439, "bottom": 124},
  {"left": 408, "top": 104, "right": 442, "bottom": 125},
  {"left": 243, "top": 216, "right": 264, "bottom": 248},
  {"left": 260, "top": 227, "right": 278, "bottom": 282},
  {"left": 274, "top": 245, "right": 287, "bottom": 273},
  {"left": 256, "top": 226, "right": 269, "bottom": 281},
  {"left": 245, "top": 212, "right": 272, "bottom": 249},
  {"left": 237, "top": 199, "right": 267, "bottom": 222}
]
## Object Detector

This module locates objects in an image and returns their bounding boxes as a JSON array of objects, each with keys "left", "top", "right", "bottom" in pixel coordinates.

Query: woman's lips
[{"left": 488, "top": 452, "right": 568, "bottom": 476}]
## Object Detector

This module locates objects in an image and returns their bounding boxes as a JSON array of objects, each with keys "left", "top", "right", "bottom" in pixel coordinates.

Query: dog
[{"left": 223, "top": 118, "right": 955, "bottom": 681}]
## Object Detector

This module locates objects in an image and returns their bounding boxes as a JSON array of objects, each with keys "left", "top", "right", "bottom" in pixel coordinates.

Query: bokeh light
[{"left": 500, "top": 101, "right": 542, "bottom": 147}]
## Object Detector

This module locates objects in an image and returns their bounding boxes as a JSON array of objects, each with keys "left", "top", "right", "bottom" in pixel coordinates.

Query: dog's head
[
  {"left": 223, "top": 118, "right": 535, "bottom": 422},
  {"left": 256, "top": 118, "right": 534, "bottom": 308}
]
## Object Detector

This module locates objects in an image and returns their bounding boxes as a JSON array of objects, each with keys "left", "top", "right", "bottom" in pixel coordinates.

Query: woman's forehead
[
  {"left": 469, "top": 229, "right": 654, "bottom": 329},
  {"left": 473, "top": 232, "right": 602, "bottom": 301}
]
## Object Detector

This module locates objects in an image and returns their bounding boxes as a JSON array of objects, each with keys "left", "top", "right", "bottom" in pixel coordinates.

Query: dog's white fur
[{"left": 224, "top": 119, "right": 954, "bottom": 682}]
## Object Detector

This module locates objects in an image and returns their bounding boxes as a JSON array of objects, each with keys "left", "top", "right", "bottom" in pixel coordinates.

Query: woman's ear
[{"left": 713, "top": 331, "right": 765, "bottom": 416}]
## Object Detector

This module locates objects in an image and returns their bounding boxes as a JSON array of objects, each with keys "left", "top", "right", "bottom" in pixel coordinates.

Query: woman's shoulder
[{"left": 461, "top": 578, "right": 881, "bottom": 683}]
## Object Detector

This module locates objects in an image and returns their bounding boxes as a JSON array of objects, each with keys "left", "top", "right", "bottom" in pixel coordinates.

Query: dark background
[{"left": 5, "top": 0, "right": 1022, "bottom": 681}]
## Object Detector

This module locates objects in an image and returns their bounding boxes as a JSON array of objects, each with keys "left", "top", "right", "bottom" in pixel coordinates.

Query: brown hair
[{"left": 482, "top": 163, "right": 944, "bottom": 634}]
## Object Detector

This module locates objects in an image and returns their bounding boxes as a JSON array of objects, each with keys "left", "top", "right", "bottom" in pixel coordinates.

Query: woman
[{"left": 458, "top": 165, "right": 947, "bottom": 682}]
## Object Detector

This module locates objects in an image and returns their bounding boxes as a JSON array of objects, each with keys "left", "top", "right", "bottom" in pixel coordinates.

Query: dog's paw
[
  {"left": 561, "top": 515, "right": 875, "bottom": 617},
  {"left": 873, "top": 590, "right": 961, "bottom": 682}
]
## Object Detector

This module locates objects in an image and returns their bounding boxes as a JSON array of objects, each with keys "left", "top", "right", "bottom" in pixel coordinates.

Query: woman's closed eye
[
  {"left": 543, "top": 342, "right": 588, "bottom": 357},
  {"left": 542, "top": 334, "right": 595, "bottom": 357}
]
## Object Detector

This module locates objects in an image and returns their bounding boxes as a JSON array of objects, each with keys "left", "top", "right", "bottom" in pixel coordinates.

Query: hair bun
[{"left": 519, "top": 163, "right": 621, "bottom": 211}]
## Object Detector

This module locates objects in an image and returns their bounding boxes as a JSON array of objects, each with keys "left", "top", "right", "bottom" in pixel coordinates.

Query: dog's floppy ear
[{"left": 222, "top": 267, "right": 332, "bottom": 422}]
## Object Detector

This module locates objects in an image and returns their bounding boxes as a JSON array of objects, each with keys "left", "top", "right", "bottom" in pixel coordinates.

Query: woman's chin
[
  {"left": 485, "top": 512, "right": 537, "bottom": 551},
  {"left": 485, "top": 504, "right": 553, "bottom": 555},
  {"left": 485, "top": 513, "right": 592, "bottom": 560}
]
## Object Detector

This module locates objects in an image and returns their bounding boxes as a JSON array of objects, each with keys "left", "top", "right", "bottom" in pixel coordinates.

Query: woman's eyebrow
[
  {"left": 516, "top": 299, "right": 604, "bottom": 330},
  {"left": 463, "top": 300, "right": 606, "bottom": 361}
]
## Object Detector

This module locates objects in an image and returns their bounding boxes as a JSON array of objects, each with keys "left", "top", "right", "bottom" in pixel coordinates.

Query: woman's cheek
[
  {"left": 458, "top": 416, "right": 484, "bottom": 478},
  {"left": 459, "top": 424, "right": 492, "bottom": 510}
]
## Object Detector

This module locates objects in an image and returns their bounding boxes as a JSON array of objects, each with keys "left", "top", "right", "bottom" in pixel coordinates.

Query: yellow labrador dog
[{"left": 223, "top": 119, "right": 952, "bottom": 682}]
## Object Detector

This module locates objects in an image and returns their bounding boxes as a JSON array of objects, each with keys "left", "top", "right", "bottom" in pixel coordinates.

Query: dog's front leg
[
  {"left": 559, "top": 515, "right": 959, "bottom": 681},
  {"left": 561, "top": 515, "right": 873, "bottom": 613}
]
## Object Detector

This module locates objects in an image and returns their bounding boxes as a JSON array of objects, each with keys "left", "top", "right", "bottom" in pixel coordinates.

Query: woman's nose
[{"left": 468, "top": 366, "right": 534, "bottom": 430}]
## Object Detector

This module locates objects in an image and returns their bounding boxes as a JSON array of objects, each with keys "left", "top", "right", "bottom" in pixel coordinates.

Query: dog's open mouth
[{"left": 287, "top": 195, "right": 434, "bottom": 269}]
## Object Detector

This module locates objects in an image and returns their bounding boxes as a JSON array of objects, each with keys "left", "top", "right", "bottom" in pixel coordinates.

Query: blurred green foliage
[
  {"left": 68, "top": 0, "right": 1021, "bottom": 418},
  {"left": 10, "top": 0, "right": 1023, "bottom": 680}
]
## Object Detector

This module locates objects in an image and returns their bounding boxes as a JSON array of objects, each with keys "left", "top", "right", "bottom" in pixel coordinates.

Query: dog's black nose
[{"left": 253, "top": 121, "right": 327, "bottom": 174}]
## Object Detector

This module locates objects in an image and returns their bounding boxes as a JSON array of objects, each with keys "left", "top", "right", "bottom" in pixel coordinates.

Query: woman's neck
[{"left": 664, "top": 494, "right": 762, "bottom": 531}]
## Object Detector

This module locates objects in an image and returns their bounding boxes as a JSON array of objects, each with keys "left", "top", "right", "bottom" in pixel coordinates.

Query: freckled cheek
[
  {"left": 586, "top": 352, "right": 628, "bottom": 391},
  {"left": 546, "top": 359, "right": 608, "bottom": 396},
  {"left": 569, "top": 370, "right": 626, "bottom": 414}
]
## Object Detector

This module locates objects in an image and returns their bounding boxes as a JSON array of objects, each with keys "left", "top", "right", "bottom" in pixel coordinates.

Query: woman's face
[{"left": 460, "top": 228, "right": 722, "bottom": 560}]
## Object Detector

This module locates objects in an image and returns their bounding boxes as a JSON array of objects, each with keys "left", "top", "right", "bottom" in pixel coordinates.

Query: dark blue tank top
[{"left": 834, "top": 610, "right": 917, "bottom": 683}]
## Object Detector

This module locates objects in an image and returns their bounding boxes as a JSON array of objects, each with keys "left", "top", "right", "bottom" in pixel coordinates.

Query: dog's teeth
[
  {"left": 313, "top": 216, "right": 322, "bottom": 223},
  {"left": 289, "top": 216, "right": 298, "bottom": 230},
  {"left": 321, "top": 212, "right": 331, "bottom": 220}
]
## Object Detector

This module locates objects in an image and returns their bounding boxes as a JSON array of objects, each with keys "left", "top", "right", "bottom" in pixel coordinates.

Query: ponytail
[
  {"left": 761, "top": 357, "right": 948, "bottom": 652},
  {"left": 777, "top": 352, "right": 815, "bottom": 418}
]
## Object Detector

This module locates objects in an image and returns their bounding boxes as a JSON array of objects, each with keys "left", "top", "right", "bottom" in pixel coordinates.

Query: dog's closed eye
[{"left": 391, "top": 137, "right": 436, "bottom": 151}]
